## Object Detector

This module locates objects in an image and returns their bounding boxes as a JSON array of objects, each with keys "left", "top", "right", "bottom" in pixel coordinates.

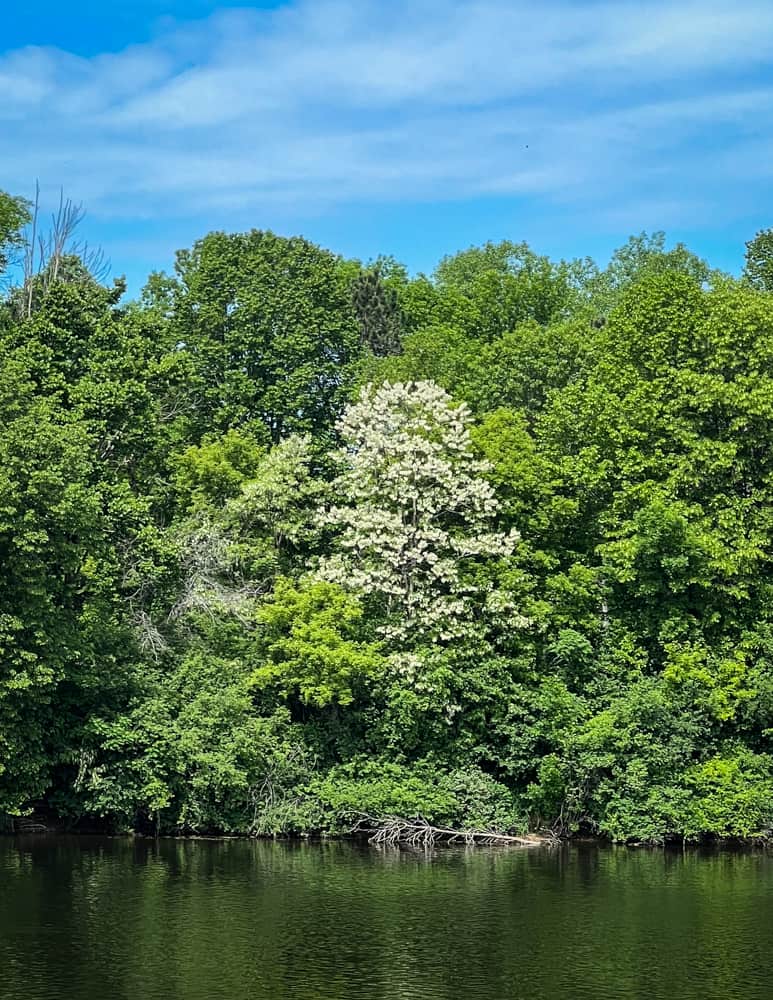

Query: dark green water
[{"left": 1, "top": 837, "right": 771, "bottom": 999}]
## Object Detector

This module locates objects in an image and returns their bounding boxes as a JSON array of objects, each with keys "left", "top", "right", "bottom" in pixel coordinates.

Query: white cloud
[{"left": 1, "top": 0, "right": 772, "bottom": 238}]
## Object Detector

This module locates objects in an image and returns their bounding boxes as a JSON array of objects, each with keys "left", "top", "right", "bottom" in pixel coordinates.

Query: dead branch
[
  {"left": 353, "top": 814, "right": 546, "bottom": 847},
  {"left": 133, "top": 609, "right": 169, "bottom": 661},
  {"left": 18, "top": 182, "right": 111, "bottom": 318},
  {"left": 167, "top": 518, "right": 261, "bottom": 626}
]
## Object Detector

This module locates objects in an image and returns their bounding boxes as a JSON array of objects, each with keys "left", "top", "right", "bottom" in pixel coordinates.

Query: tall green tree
[
  {"left": 744, "top": 228, "right": 773, "bottom": 291},
  {"left": 351, "top": 263, "right": 403, "bottom": 357},
  {"left": 170, "top": 230, "right": 361, "bottom": 444}
]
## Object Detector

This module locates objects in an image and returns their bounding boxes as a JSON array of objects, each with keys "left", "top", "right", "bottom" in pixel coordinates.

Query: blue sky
[{"left": 3, "top": 1, "right": 773, "bottom": 295}]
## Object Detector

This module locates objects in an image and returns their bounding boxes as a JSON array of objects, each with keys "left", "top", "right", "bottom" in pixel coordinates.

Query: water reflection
[{"left": 1, "top": 837, "right": 771, "bottom": 999}]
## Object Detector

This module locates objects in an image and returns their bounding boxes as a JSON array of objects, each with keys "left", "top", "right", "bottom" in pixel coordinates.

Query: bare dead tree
[
  {"left": 18, "top": 182, "right": 111, "bottom": 319},
  {"left": 22, "top": 181, "right": 40, "bottom": 320},
  {"left": 133, "top": 609, "right": 170, "bottom": 661},
  {"left": 168, "top": 517, "right": 262, "bottom": 627}
]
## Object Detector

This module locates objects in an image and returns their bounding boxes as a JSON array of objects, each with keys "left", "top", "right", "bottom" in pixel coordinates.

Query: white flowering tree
[{"left": 318, "top": 380, "right": 520, "bottom": 644}]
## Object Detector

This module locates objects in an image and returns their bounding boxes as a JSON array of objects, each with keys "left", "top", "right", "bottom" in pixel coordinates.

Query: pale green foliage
[
  {"left": 251, "top": 579, "right": 384, "bottom": 707},
  {"left": 681, "top": 750, "right": 773, "bottom": 838},
  {"left": 319, "top": 380, "right": 519, "bottom": 642},
  {"left": 173, "top": 429, "right": 264, "bottom": 511}
]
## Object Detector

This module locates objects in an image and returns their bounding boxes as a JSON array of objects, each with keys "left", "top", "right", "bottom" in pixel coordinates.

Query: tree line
[{"left": 1, "top": 186, "right": 773, "bottom": 842}]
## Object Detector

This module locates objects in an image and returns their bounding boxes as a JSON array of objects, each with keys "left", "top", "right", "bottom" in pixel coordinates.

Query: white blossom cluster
[{"left": 318, "top": 380, "right": 519, "bottom": 643}]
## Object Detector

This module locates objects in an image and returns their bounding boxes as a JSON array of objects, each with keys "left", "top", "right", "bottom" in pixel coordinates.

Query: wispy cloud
[{"left": 2, "top": 0, "right": 772, "bottom": 255}]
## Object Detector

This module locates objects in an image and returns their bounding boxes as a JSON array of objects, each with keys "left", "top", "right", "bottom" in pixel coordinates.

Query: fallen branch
[
  {"left": 353, "top": 814, "right": 545, "bottom": 847},
  {"left": 14, "top": 816, "right": 49, "bottom": 834}
]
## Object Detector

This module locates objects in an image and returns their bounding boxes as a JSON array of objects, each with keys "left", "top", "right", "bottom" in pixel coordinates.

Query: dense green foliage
[
  {"left": 0, "top": 192, "right": 30, "bottom": 277},
  {"left": 1, "top": 192, "right": 772, "bottom": 842}
]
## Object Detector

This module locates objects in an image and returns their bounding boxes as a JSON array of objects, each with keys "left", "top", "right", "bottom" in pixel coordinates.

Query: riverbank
[{"left": 5, "top": 815, "right": 772, "bottom": 850}]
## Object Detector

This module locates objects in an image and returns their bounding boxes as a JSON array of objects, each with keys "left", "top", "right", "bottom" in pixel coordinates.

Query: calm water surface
[{"left": 1, "top": 836, "right": 771, "bottom": 999}]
